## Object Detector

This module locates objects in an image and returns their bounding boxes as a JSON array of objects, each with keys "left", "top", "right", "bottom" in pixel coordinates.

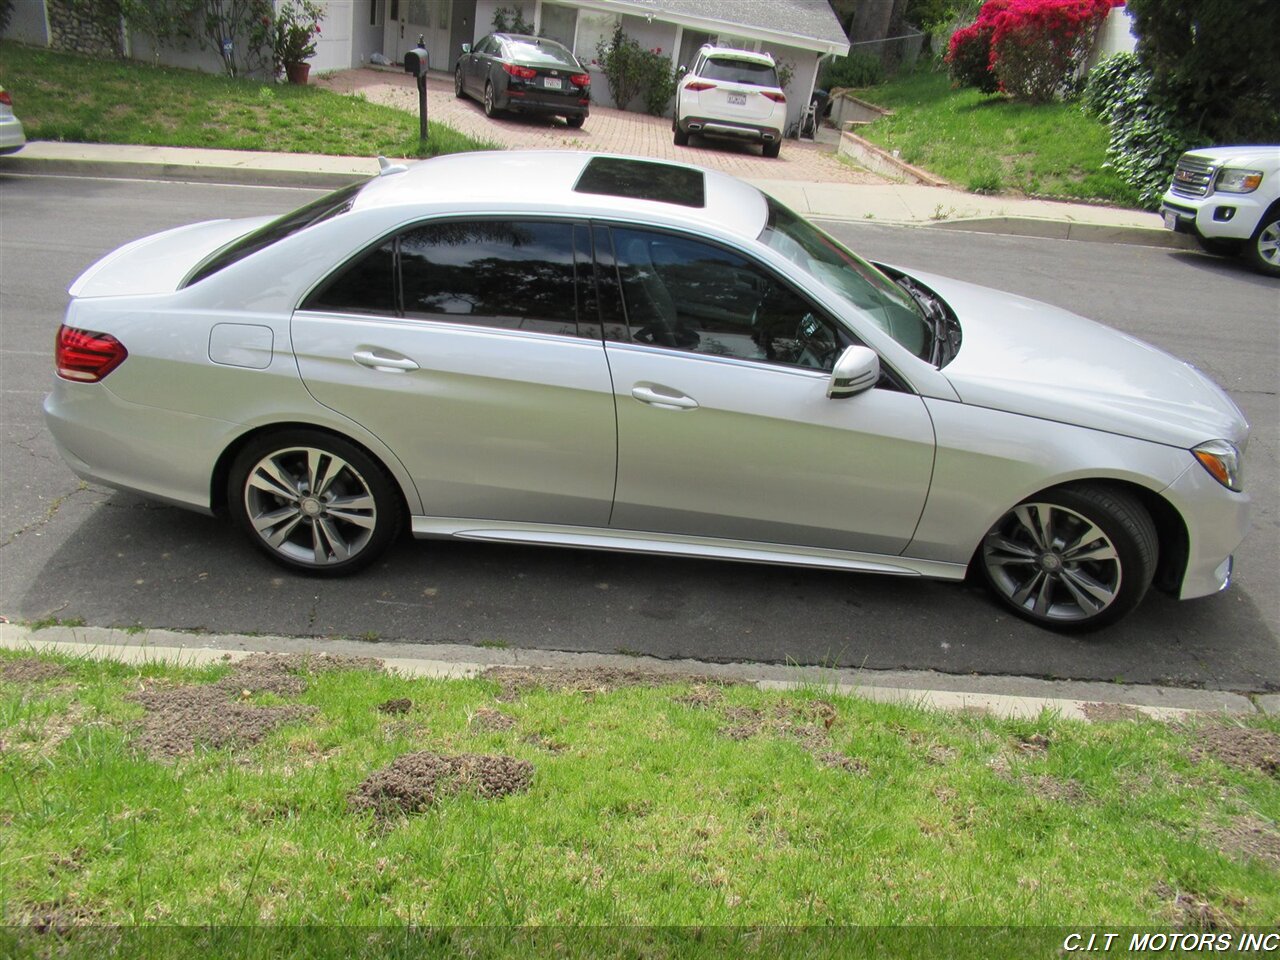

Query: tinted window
[
  {"left": 400, "top": 220, "right": 578, "bottom": 335},
  {"left": 702, "top": 57, "right": 778, "bottom": 87},
  {"left": 184, "top": 181, "right": 365, "bottom": 287},
  {"left": 610, "top": 228, "right": 846, "bottom": 371},
  {"left": 574, "top": 156, "right": 705, "bottom": 208},
  {"left": 303, "top": 239, "right": 397, "bottom": 315},
  {"left": 503, "top": 38, "right": 580, "bottom": 68}
]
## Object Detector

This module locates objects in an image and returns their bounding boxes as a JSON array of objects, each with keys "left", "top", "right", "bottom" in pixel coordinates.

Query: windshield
[
  {"left": 758, "top": 197, "right": 932, "bottom": 359},
  {"left": 183, "top": 180, "right": 366, "bottom": 287}
]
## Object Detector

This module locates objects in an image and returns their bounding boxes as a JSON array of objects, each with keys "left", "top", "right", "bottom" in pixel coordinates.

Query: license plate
[
  {"left": 727, "top": 92, "right": 746, "bottom": 106},
  {"left": 544, "top": 77, "right": 562, "bottom": 90},
  {"left": 1162, "top": 211, "right": 1177, "bottom": 230}
]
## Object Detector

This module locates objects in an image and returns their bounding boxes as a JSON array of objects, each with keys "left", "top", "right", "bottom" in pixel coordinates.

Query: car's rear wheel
[
  {"left": 762, "top": 140, "right": 781, "bottom": 159},
  {"left": 454, "top": 69, "right": 466, "bottom": 99},
  {"left": 1244, "top": 210, "right": 1280, "bottom": 277},
  {"left": 673, "top": 123, "right": 689, "bottom": 146},
  {"left": 979, "top": 485, "right": 1157, "bottom": 631},
  {"left": 483, "top": 81, "right": 498, "bottom": 118},
  {"left": 228, "top": 430, "right": 403, "bottom": 576},
  {"left": 565, "top": 115, "right": 584, "bottom": 129}
]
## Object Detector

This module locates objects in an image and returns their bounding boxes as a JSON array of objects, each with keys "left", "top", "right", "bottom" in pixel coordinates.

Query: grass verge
[
  {"left": 850, "top": 67, "right": 1136, "bottom": 207},
  {"left": 0, "top": 41, "right": 499, "bottom": 158},
  {"left": 1, "top": 650, "right": 1278, "bottom": 953}
]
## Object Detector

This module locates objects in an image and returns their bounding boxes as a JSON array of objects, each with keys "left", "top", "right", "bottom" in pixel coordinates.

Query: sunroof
[{"left": 573, "top": 157, "right": 705, "bottom": 208}]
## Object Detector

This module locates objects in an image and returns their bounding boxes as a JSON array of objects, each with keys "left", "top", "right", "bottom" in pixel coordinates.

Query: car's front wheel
[
  {"left": 979, "top": 485, "right": 1157, "bottom": 631},
  {"left": 228, "top": 430, "right": 403, "bottom": 576},
  {"left": 454, "top": 69, "right": 466, "bottom": 99},
  {"left": 1244, "top": 209, "right": 1280, "bottom": 277}
]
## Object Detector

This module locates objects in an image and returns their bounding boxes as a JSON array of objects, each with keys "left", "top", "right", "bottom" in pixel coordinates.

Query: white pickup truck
[{"left": 1160, "top": 145, "right": 1280, "bottom": 277}]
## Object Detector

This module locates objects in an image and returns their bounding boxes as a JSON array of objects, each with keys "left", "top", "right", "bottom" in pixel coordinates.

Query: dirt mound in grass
[
  {"left": 1187, "top": 723, "right": 1280, "bottom": 777},
  {"left": 470, "top": 707, "right": 516, "bottom": 731},
  {"left": 378, "top": 698, "right": 412, "bottom": 714},
  {"left": 0, "top": 658, "right": 71, "bottom": 684},
  {"left": 127, "top": 652, "right": 377, "bottom": 758},
  {"left": 1202, "top": 815, "right": 1280, "bottom": 869},
  {"left": 484, "top": 666, "right": 741, "bottom": 701},
  {"left": 349, "top": 751, "right": 533, "bottom": 816}
]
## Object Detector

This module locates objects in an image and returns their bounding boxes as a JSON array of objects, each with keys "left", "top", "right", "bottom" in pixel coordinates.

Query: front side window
[
  {"left": 609, "top": 227, "right": 846, "bottom": 371},
  {"left": 399, "top": 220, "right": 578, "bottom": 336}
]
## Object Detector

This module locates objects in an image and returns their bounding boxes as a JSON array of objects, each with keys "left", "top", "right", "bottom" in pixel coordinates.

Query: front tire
[
  {"left": 979, "top": 485, "right": 1157, "bottom": 631},
  {"left": 228, "top": 430, "right": 403, "bottom": 576},
  {"left": 454, "top": 69, "right": 466, "bottom": 99},
  {"left": 1244, "top": 210, "right": 1280, "bottom": 277}
]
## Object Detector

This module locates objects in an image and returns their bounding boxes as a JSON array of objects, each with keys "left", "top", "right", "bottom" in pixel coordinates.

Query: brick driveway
[{"left": 317, "top": 67, "right": 885, "bottom": 185}]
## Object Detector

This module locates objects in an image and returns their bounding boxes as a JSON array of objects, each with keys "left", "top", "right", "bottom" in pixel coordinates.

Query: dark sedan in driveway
[{"left": 454, "top": 32, "right": 590, "bottom": 127}]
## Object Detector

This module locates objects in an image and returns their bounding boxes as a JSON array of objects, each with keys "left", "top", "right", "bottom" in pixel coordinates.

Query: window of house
[
  {"left": 574, "top": 10, "right": 618, "bottom": 64},
  {"left": 608, "top": 227, "right": 848, "bottom": 371},
  {"left": 539, "top": 2, "right": 578, "bottom": 50}
]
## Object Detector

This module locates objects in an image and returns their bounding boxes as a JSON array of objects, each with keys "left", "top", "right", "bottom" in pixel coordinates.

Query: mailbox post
[{"left": 404, "top": 36, "right": 429, "bottom": 142}]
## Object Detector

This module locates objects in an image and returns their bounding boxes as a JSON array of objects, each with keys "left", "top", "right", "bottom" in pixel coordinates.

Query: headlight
[
  {"left": 1192, "top": 439, "right": 1244, "bottom": 491},
  {"left": 1215, "top": 168, "right": 1263, "bottom": 194}
]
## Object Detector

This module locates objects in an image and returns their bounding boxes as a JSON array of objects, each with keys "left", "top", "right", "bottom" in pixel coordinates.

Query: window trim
[
  {"left": 592, "top": 220, "right": 914, "bottom": 392},
  {"left": 297, "top": 215, "right": 595, "bottom": 341}
]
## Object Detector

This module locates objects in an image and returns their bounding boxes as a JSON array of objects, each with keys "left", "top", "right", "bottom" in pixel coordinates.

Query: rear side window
[
  {"left": 399, "top": 220, "right": 578, "bottom": 335},
  {"left": 304, "top": 239, "right": 397, "bottom": 315},
  {"left": 183, "top": 181, "right": 365, "bottom": 287},
  {"left": 701, "top": 57, "right": 778, "bottom": 87}
]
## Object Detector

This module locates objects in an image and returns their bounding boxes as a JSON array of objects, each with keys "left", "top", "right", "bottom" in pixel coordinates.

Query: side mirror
[
  {"left": 827, "top": 345, "right": 879, "bottom": 399},
  {"left": 677, "top": 65, "right": 687, "bottom": 77},
  {"left": 461, "top": 43, "right": 471, "bottom": 54}
]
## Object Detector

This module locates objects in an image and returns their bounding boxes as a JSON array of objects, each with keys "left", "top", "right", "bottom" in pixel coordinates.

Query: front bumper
[
  {"left": 1159, "top": 459, "right": 1250, "bottom": 600},
  {"left": 1160, "top": 189, "right": 1268, "bottom": 242}
]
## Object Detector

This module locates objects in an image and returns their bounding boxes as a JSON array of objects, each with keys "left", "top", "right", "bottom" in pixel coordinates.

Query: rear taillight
[
  {"left": 56, "top": 325, "right": 128, "bottom": 382},
  {"left": 503, "top": 63, "right": 537, "bottom": 80},
  {"left": 0, "top": 89, "right": 12, "bottom": 106},
  {"left": 762, "top": 91, "right": 787, "bottom": 103},
  {"left": 570, "top": 73, "right": 590, "bottom": 87},
  {"left": 686, "top": 81, "right": 715, "bottom": 92}
]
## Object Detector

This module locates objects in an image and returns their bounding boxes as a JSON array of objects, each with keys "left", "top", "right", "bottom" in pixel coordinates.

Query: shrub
[
  {"left": 1081, "top": 53, "right": 1194, "bottom": 209},
  {"left": 1126, "top": 0, "right": 1280, "bottom": 145},
  {"left": 821, "top": 52, "right": 885, "bottom": 90},
  {"left": 595, "top": 24, "right": 675, "bottom": 115},
  {"left": 948, "top": 0, "right": 1117, "bottom": 102}
]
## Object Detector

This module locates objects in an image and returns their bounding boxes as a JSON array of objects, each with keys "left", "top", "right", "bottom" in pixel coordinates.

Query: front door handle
[
  {"left": 631, "top": 384, "right": 698, "bottom": 410},
  {"left": 353, "top": 349, "right": 419, "bottom": 373}
]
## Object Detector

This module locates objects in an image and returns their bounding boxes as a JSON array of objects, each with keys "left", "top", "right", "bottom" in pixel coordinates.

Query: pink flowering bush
[
  {"left": 273, "top": 0, "right": 324, "bottom": 72},
  {"left": 948, "top": 0, "right": 1120, "bottom": 102}
]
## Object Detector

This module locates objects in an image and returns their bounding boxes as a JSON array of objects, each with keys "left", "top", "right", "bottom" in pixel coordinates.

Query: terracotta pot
[{"left": 285, "top": 61, "right": 311, "bottom": 85}]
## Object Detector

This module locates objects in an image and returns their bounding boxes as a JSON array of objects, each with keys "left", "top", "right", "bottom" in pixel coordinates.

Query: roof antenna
[{"left": 377, "top": 156, "right": 409, "bottom": 176}]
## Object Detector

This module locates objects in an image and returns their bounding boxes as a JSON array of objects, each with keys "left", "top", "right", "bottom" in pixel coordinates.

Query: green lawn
[
  {"left": 851, "top": 67, "right": 1137, "bottom": 206},
  {"left": 0, "top": 41, "right": 498, "bottom": 158},
  {"left": 2, "top": 649, "right": 1277, "bottom": 955}
]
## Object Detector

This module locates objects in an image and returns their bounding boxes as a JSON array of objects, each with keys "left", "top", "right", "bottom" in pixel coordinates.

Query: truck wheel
[{"left": 1244, "top": 210, "right": 1280, "bottom": 277}]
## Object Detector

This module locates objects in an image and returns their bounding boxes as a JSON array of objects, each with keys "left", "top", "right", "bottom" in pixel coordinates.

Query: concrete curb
[
  {"left": 931, "top": 215, "right": 1196, "bottom": 250},
  {"left": 0, "top": 154, "right": 370, "bottom": 190},
  {"left": 1, "top": 623, "right": 1259, "bottom": 721}
]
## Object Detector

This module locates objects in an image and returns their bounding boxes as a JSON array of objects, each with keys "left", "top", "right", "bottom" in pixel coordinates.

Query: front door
[
  {"left": 599, "top": 225, "right": 936, "bottom": 555},
  {"left": 392, "top": 0, "right": 434, "bottom": 63}
]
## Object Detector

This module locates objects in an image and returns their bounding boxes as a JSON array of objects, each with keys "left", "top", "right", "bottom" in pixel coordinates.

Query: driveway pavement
[{"left": 317, "top": 67, "right": 884, "bottom": 185}]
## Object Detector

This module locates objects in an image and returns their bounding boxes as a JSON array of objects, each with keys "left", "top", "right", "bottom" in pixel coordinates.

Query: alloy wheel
[
  {"left": 242, "top": 446, "right": 378, "bottom": 567},
  {"left": 1256, "top": 219, "right": 1279, "bottom": 267},
  {"left": 981, "top": 501, "right": 1123, "bottom": 623}
]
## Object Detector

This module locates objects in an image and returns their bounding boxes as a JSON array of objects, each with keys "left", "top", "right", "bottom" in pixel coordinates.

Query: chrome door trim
[{"left": 410, "top": 516, "right": 968, "bottom": 579}]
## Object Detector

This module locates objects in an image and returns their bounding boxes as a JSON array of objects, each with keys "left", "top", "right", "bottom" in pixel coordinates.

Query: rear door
[{"left": 291, "top": 218, "right": 617, "bottom": 526}]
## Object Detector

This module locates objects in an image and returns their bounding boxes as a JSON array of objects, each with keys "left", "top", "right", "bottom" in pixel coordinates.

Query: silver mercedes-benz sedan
[{"left": 44, "top": 151, "right": 1250, "bottom": 631}]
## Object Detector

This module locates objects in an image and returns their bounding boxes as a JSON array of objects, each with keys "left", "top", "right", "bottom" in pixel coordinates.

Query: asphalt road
[{"left": 1, "top": 174, "right": 1276, "bottom": 690}]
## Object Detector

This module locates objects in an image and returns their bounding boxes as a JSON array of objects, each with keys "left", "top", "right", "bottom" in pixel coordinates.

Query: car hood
[
  {"left": 1181, "top": 144, "right": 1280, "bottom": 170},
  {"left": 909, "top": 270, "right": 1249, "bottom": 450},
  {"left": 69, "top": 217, "right": 271, "bottom": 298}
]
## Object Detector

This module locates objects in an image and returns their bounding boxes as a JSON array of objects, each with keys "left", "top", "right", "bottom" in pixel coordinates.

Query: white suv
[
  {"left": 674, "top": 46, "right": 786, "bottom": 158},
  {"left": 1160, "top": 145, "right": 1280, "bottom": 277}
]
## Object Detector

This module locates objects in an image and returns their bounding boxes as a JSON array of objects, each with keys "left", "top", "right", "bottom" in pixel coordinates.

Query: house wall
[
  {"left": 4, "top": 0, "right": 50, "bottom": 46},
  {"left": 311, "top": 0, "right": 355, "bottom": 72},
  {"left": 126, "top": 31, "right": 233, "bottom": 75},
  {"left": 46, "top": 0, "right": 122, "bottom": 57},
  {"left": 351, "top": 0, "right": 384, "bottom": 63},
  {"left": 1090, "top": 4, "right": 1137, "bottom": 65}
]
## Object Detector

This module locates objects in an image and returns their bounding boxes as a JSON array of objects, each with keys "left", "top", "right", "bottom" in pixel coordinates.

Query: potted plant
[{"left": 273, "top": 0, "right": 324, "bottom": 84}]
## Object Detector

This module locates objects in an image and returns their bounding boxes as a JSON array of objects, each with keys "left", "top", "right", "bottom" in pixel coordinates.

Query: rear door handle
[
  {"left": 631, "top": 384, "right": 698, "bottom": 410},
  {"left": 353, "top": 349, "right": 419, "bottom": 373}
]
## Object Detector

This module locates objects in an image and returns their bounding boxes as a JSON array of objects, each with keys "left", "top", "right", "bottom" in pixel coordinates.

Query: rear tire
[
  {"left": 673, "top": 123, "right": 689, "bottom": 146},
  {"left": 762, "top": 140, "right": 781, "bottom": 159},
  {"left": 483, "top": 81, "right": 498, "bottom": 118},
  {"left": 979, "top": 485, "right": 1157, "bottom": 632},
  {"left": 228, "top": 430, "right": 403, "bottom": 577},
  {"left": 565, "top": 115, "right": 584, "bottom": 129},
  {"left": 1243, "top": 210, "right": 1280, "bottom": 277}
]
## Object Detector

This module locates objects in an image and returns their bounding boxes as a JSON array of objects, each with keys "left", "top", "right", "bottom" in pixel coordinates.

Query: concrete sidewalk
[
  {"left": 0, "top": 140, "right": 1190, "bottom": 248},
  {"left": 0, "top": 622, "right": 1268, "bottom": 720}
]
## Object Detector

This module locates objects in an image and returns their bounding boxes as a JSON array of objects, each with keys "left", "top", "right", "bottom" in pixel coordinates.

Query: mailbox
[{"left": 404, "top": 40, "right": 429, "bottom": 78}]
